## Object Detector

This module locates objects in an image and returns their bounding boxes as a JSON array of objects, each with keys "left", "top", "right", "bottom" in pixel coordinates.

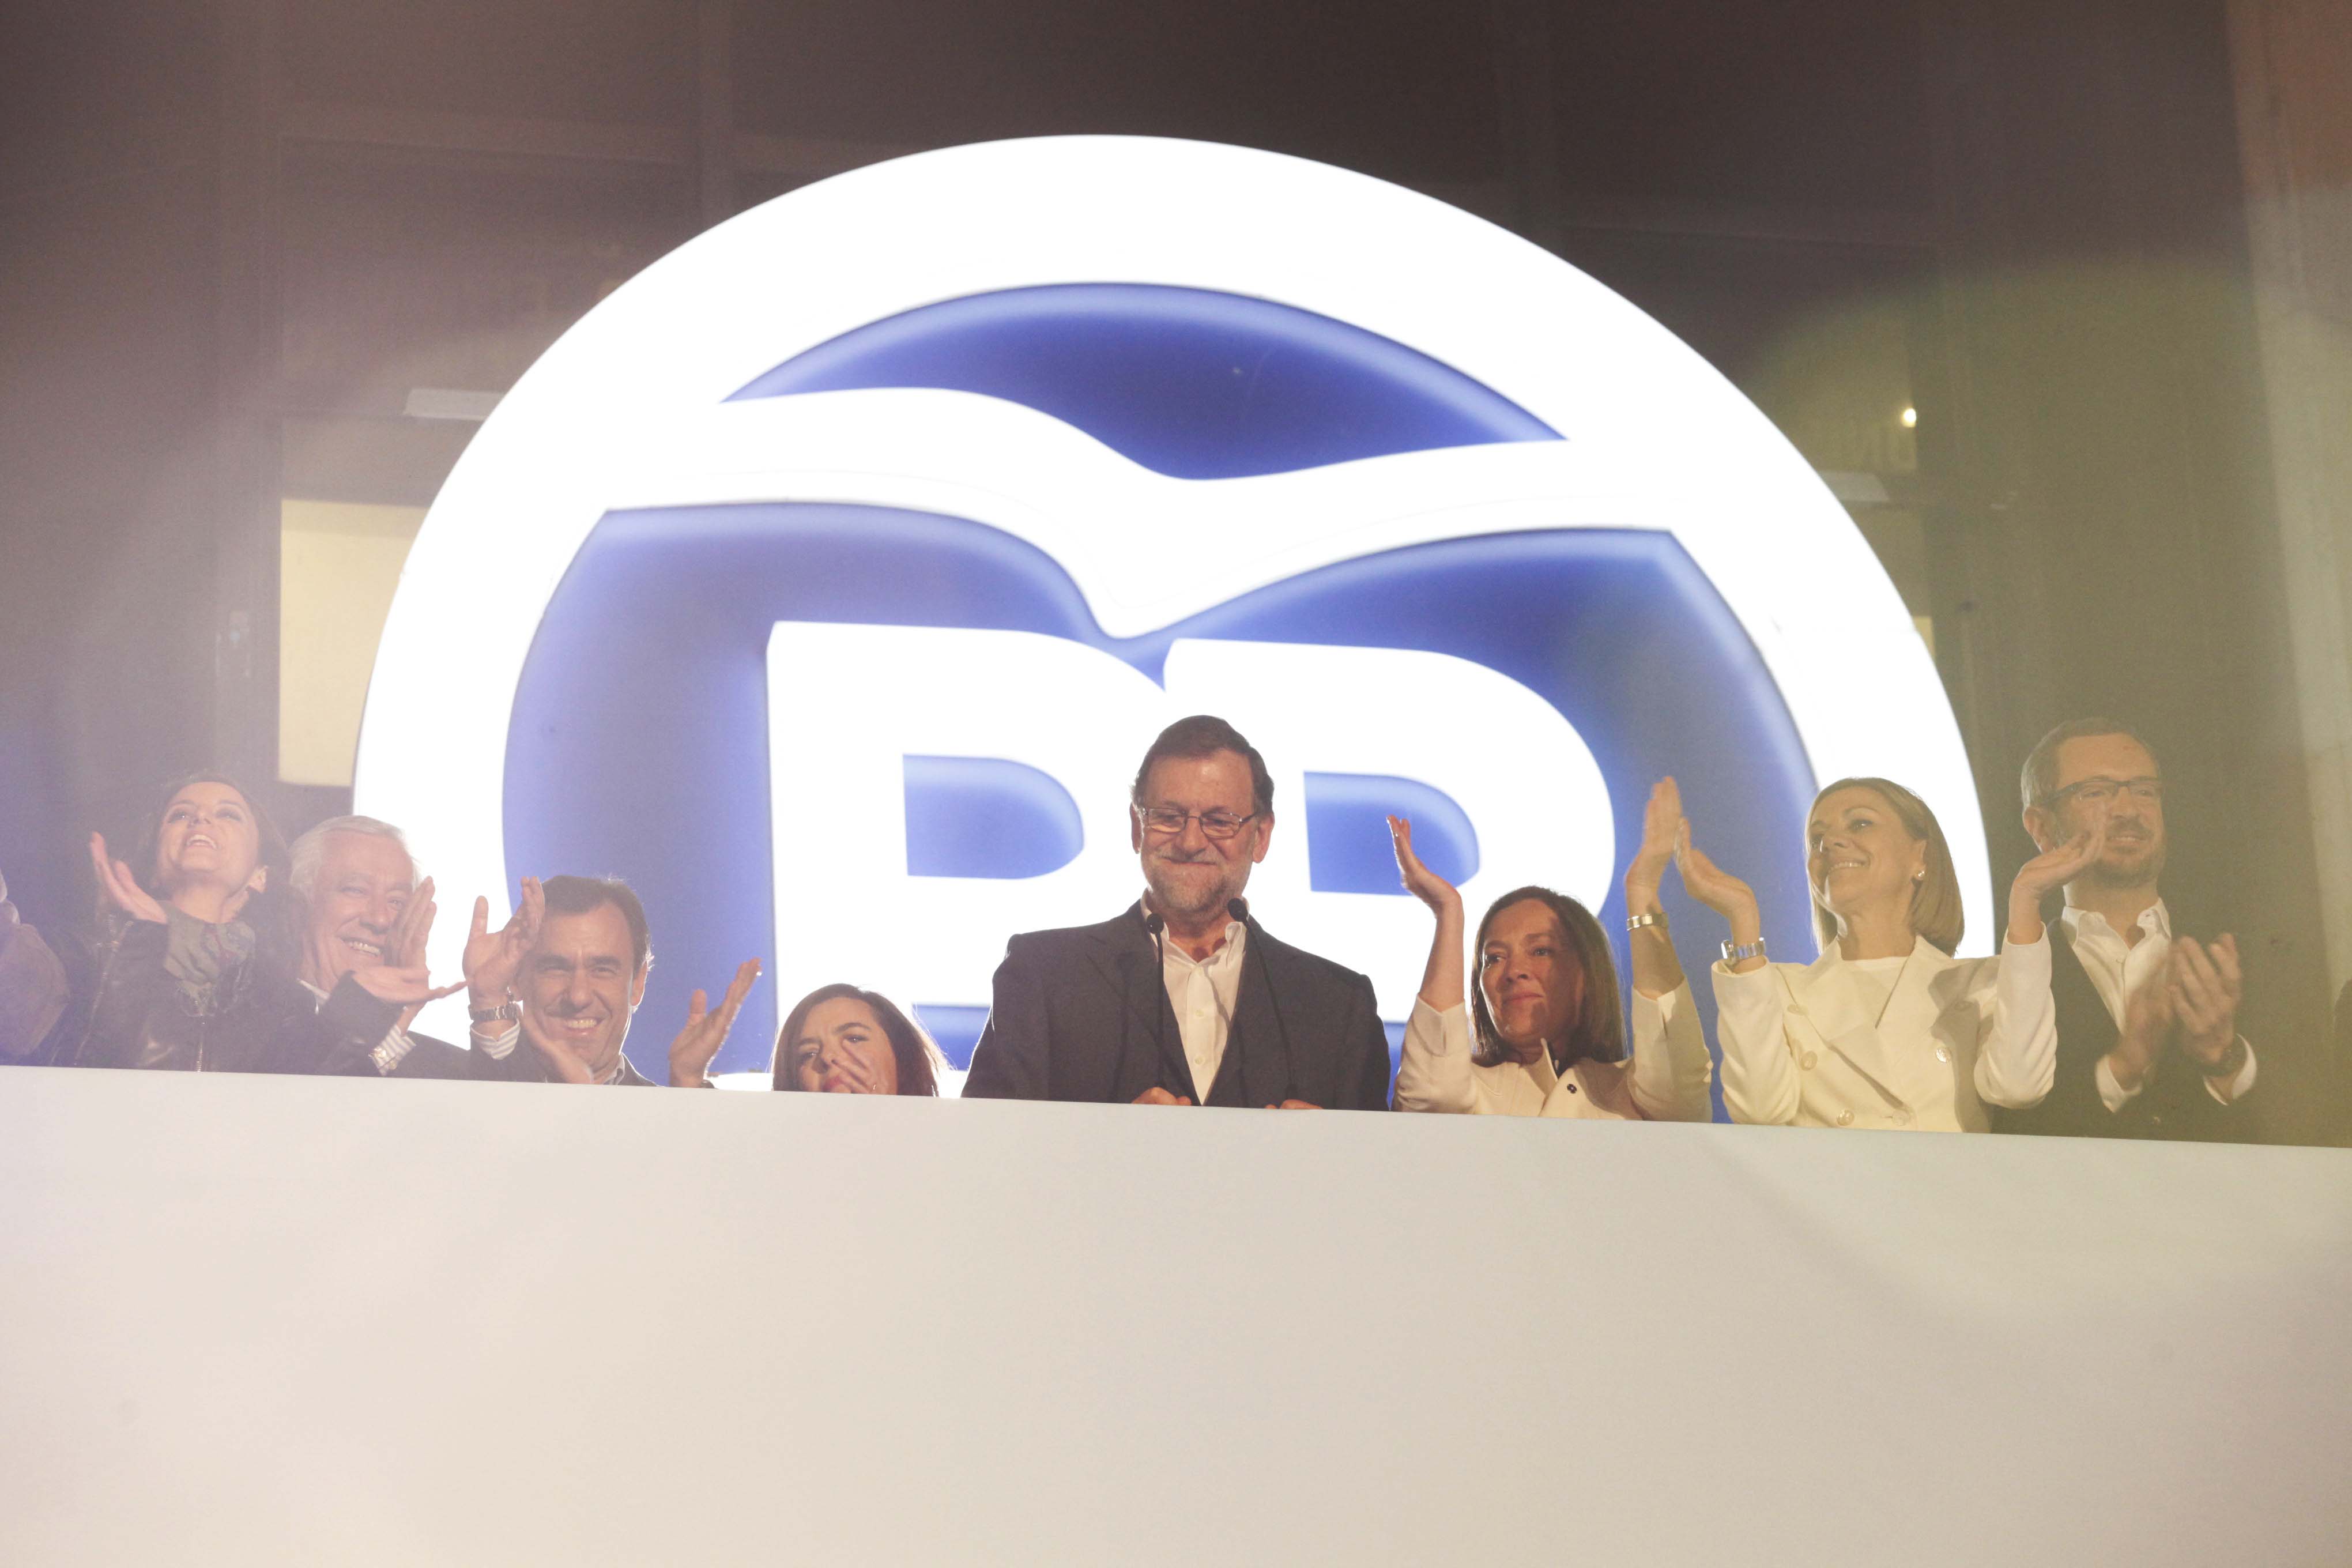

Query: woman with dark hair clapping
[
  {"left": 46, "top": 772, "right": 314, "bottom": 1073},
  {"left": 1387, "top": 812, "right": 1711, "bottom": 1120},
  {"left": 775, "top": 983, "right": 945, "bottom": 1097}
]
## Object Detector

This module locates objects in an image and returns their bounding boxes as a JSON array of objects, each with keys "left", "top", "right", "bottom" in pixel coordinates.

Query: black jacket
[
  {"left": 962, "top": 904, "right": 1392, "bottom": 1109},
  {"left": 1991, "top": 917, "right": 2246, "bottom": 1141},
  {"left": 290, "top": 975, "right": 552, "bottom": 1083},
  {"left": 50, "top": 910, "right": 314, "bottom": 1075}
]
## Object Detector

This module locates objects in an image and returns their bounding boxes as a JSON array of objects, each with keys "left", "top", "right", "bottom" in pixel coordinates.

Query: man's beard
[
  {"left": 2081, "top": 840, "right": 2164, "bottom": 891},
  {"left": 1145, "top": 857, "right": 1238, "bottom": 922}
]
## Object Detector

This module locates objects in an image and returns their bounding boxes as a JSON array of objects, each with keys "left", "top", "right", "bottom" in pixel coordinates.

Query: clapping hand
[
  {"left": 2170, "top": 934, "right": 2242, "bottom": 1076},
  {"left": 464, "top": 877, "right": 545, "bottom": 1010},
  {"left": 89, "top": 833, "right": 167, "bottom": 925},
  {"left": 668, "top": 958, "right": 763, "bottom": 1087},
  {"left": 1673, "top": 822, "right": 1759, "bottom": 925},
  {"left": 1387, "top": 815, "right": 1463, "bottom": 918},
  {"left": 349, "top": 876, "right": 466, "bottom": 1030},
  {"left": 1626, "top": 778, "right": 1683, "bottom": 914},
  {"left": 2109, "top": 969, "right": 2177, "bottom": 1093},
  {"left": 1674, "top": 818, "right": 1766, "bottom": 971},
  {"left": 2008, "top": 805, "right": 2108, "bottom": 942}
]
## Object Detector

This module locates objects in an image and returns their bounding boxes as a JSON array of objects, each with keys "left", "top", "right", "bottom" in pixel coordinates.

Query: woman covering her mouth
[
  {"left": 9, "top": 771, "right": 311, "bottom": 1073},
  {"left": 1654, "top": 773, "right": 2099, "bottom": 1132},
  {"left": 773, "top": 983, "right": 945, "bottom": 1097}
]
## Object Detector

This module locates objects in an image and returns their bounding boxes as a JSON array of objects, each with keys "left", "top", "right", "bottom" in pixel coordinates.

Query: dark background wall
[{"left": 0, "top": 0, "right": 2331, "bottom": 1133}]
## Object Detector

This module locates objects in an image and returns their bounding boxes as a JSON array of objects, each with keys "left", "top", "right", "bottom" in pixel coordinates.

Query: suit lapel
[
  {"left": 1084, "top": 907, "right": 1189, "bottom": 1098},
  {"left": 1209, "top": 925, "right": 1288, "bottom": 1108},
  {"left": 1788, "top": 946, "right": 1901, "bottom": 1106},
  {"left": 1878, "top": 937, "right": 1958, "bottom": 1084},
  {"left": 1789, "top": 936, "right": 1956, "bottom": 1111}
]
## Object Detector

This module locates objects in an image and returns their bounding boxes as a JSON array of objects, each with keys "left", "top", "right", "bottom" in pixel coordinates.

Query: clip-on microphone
[{"left": 1227, "top": 897, "right": 1297, "bottom": 1105}]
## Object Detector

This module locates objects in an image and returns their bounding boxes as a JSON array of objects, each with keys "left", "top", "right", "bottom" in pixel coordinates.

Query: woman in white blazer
[
  {"left": 1385, "top": 812, "right": 1712, "bottom": 1121},
  {"left": 1652, "top": 774, "right": 2100, "bottom": 1132}
]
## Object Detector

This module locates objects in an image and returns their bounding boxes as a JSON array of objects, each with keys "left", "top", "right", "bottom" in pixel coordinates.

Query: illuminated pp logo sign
[
  {"left": 356, "top": 135, "right": 1989, "bottom": 1076},
  {"left": 770, "top": 625, "right": 1608, "bottom": 1015}
]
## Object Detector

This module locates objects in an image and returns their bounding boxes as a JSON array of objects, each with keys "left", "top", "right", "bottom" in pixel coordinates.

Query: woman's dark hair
[
  {"left": 772, "top": 983, "right": 943, "bottom": 1096},
  {"left": 1467, "top": 885, "right": 1626, "bottom": 1070},
  {"left": 123, "top": 770, "right": 295, "bottom": 962}
]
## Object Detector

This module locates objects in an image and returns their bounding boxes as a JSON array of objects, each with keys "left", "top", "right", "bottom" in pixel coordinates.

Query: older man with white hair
[{"left": 280, "top": 814, "right": 544, "bottom": 1081}]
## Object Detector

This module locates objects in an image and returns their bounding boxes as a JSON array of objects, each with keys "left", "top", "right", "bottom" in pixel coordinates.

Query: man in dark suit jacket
[
  {"left": 284, "top": 820, "right": 755, "bottom": 1087},
  {"left": 963, "top": 715, "right": 1392, "bottom": 1110},
  {"left": 1991, "top": 719, "right": 2255, "bottom": 1141},
  {"left": 281, "top": 815, "right": 548, "bottom": 1082}
]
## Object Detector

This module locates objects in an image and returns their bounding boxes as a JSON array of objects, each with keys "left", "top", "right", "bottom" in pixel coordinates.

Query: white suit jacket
[
  {"left": 1712, "top": 934, "right": 2053, "bottom": 1132},
  {"left": 1394, "top": 995, "right": 1713, "bottom": 1120}
]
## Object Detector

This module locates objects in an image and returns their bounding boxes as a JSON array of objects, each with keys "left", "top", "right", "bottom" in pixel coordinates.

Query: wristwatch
[
  {"left": 1720, "top": 937, "right": 1767, "bottom": 966},
  {"left": 2200, "top": 1035, "right": 2249, "bottom": 1080},
  {"left": 1626, "top": 911, "right": 1667, "bottom": 934},
  {"left": 469, "top": 998, "right": 520, "bottom": 1024}
]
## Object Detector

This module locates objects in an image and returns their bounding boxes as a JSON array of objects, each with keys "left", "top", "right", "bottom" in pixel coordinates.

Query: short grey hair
[{"left": 288, "top": 815, "right": 417, "bottom": 902}]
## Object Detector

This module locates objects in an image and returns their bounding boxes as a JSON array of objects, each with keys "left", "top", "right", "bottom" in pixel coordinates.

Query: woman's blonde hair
[{"left": 1807, "top": 777, "right": 1963, "bottom": 956}]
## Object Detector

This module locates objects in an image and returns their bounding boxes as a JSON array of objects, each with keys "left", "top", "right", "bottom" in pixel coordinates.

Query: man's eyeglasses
[
  {"left": 2049, "top": 776, "right": 2163, "bottom": 808},
  {"left": 1135, "top": 806, "right": 1261, "bottom": 840}
]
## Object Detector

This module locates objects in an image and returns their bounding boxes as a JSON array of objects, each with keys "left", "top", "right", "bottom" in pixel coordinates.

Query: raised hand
[
  {"left": 89, "top": 833, "right": 167, "bottom": 925},
  {"left": 1386, "top": 815, "right": 1463, "bottom": 918},
  {"left": 1675, "top": 821, "right": 1765, "bottom": 970},
  {"left": 1391, "top": 814, "right": 1468, "bottom": 1013},
  {"left": 2008, "top": 804, "right": 2108, "bottom": 942},
  {"left": 1623, "top": 778, "right": 1694, "bottom": 1001},
  {"left": 2170, "top": 934, "right": 2243, "bottom": 1075},
  {"left": 1625, "top": 778, "right": 1684, "bottom": 915},
  {"left": 464, "top": 877, "right": 544, "bottom": 1008},
  {"left": 1673, "top": 823, "right": 1759, "bottom": 924},
  {"left": 668, "top": 958, "right": 763, "bottom": 1087},
  {"left": 349, "top": 879, "right": 466, "bottom": 1027}
]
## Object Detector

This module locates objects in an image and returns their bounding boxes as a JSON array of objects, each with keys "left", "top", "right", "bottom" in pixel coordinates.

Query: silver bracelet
[
  {"left": 1626, "top": 911, "right": 1667, "bottom": 934},
  {"left": 1720, "top": 936, "right": 1767, "bottom": 965}
]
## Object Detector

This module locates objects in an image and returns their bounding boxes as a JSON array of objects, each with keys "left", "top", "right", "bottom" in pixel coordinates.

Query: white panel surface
[{"left": 2, "top": 1068, "right": 2347, "bottom": 1566}]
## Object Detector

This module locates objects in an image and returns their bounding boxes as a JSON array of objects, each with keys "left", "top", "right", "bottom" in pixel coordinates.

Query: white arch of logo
[{"left": 356, "top": 134, "right": 1992, "bottom": 1040}]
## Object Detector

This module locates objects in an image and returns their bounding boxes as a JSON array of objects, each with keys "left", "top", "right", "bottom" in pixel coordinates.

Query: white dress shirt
[
  {"left": 1153, "top": 906, "right": 1247, "bottom": 1102},
  {"left": 1400, "top": 990, "right": 1713, "bottom": 1120},
  {"left": 2062, "top": 900, "right": 2256, "bottom": 1110}
]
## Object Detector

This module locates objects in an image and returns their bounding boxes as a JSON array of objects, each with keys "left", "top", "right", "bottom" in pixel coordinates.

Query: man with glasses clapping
[
  {"left": 963, "top": 714, "right": 1392, "bottom": 1110},
  {"left": 1993, "top": 718, "right": 2257, "bottom": 1140}
]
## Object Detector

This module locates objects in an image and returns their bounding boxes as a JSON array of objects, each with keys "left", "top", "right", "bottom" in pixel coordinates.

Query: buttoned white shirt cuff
[
  {"left": 2206, "top": 1038, "right": 2256, "bottom": 1103},
  {"left": 2094, "top": 1054, "right": 2140, "bottom": 1114},
  {"left": 370, "top": 1028, "right": 416, "bottom": 1076},
  {"left": 471, "top": 1020, "right": 520, "bottom": 1058},
  {"left": 2097, "top": 1038, "right": 2257, "bottom": 1112}
]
